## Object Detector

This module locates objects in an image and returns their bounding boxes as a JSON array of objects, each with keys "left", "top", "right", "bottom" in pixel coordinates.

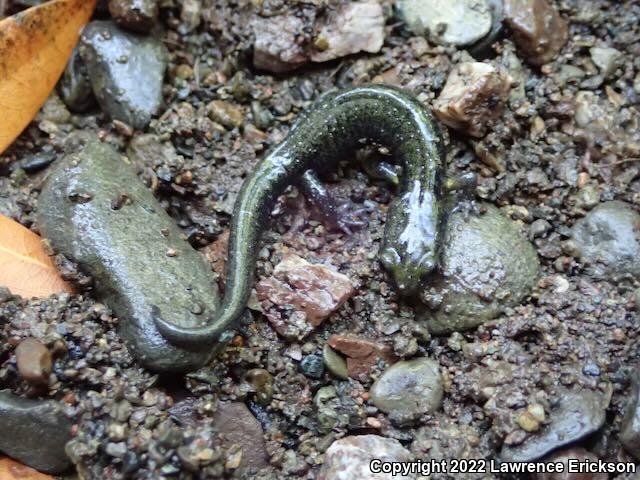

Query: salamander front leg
[{"left": 298, "top": 169, "right": 368, "bottom": 235}]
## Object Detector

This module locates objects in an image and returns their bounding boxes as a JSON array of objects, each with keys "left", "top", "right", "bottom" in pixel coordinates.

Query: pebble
[
  {"left": 503, "top": 0, "right": 568, "bottom": 65},
  {"left": 370, "top": 358, "right": 443, "bottom": 424},
  {"left": 252, "top": 14, "right": 308, "bottom": 73},
  {"left": 206, "top": 100, "right": 244, "bottom": 129},
  {"left": 79, "top": 21, "right": 168, "bottom": 129},
  {"left": 318, "top": 435, "right": 414, "bottom": 480},
  {"left": 256, "top": 254, "right": 355, "bottom": 340},
  {"left": 327, "top": 334, "right": 396, "bottom": 381},
  {"left": 534, "top": 448, "right": 608, "bottom": 480},
  {"left": 212, "top": 402, "right": 268, "bottom": 473},
  {"left": 434, "top": 62, "right": 512, "bottom": 137},
  {"left": 108, "top": 0, "right": 158, "bottom": 33},
  {"left": 396, "top": 0, "right": 492, "bottom": 47},
  {"left": 501, "top": 387, "right": 610, "bottom": 462},
  {"left": 0, "top": 391, "right": 73, "bottom": 474},
  {"left": 38, "top": 137, "right": 220, "bottom": 372},
  {"left": 590, "top": 47, "right": 623, "bottom": 80},
  {"left": 418, "top": 204, "right": 539, "bottom": 334},
  {"left": 300, "top": 354, "right": 325, "bottom": 379},
  {"left": 311, "top": 1, "right": 384, "bottom": 63},
  {"left": 620, "top": 379, "right": 640, "bottom": 459},
  {"left": 322, "top": 343, "right": 349, "bottom": 380},
  {"left": 15, "top": 338, "right": 52, "bottom": 386},
  {"left": 57, "top": 47, "right": 95, "bottom": 113},
  {"left": 570, "top": 201, "right": 640, "bottom": 279}
]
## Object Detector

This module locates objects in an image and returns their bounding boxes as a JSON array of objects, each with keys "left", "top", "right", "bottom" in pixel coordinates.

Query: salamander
[{"left": 155, "top": 85, "right": 450, "bottom": 349}]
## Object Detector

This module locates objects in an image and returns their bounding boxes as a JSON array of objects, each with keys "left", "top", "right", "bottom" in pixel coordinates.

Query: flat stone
[
  {"left": 417, "top": 204, "right": 539, "bottom": 334},
  {"left": 396, "top": 0, "right": 492, "bottom": 46},
  {"left": 500, "top": 388, "right": 610, "bottom": 462},
  {"left": 311, "top": 2, "right": 385, "bottom": 62},
  {"left": 504, "top": 0, "right": 568, "bottom": 66},
  {"left": 318, "top": 435, "right": 414, "bottom": 480},
  {"left": 0, "top": 391, "right": 73, "bottom": 474},
  {"left": 252, "top": 14, "right": 309, "bottom": 73},
  {"left": 15, "top": 338, "right": 52, "bottom": 386},
  {"left": 38, "top": 137, "right": 220, "bottom": 372},
  {"left": 256, "top": 254, "right": 354, "bottom": 340},
  {"left": 108, "top": 0, "right": 158, "bottom": 33},
  {"left": 213, "top": 402, "right": 268, "bottom": 473},
  {"left": 327, "top": 334, "right": 396, "bottom": 380},
  {"left": 80, "top": 21, "right": 168, "bottom": 129},
  {"left": 370, "top": 358, "right": 443, "bottom": 424},
  {"left": 434, "top": 62, "right": 512, "bottom": 138},
  {"left": 570, "top": 201, "right": 640, "bottom": 279}
]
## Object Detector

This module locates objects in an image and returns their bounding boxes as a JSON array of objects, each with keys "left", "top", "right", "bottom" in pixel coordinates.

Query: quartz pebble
[{"left": 434, "top": 62, "right": 512, "bottom": 137}]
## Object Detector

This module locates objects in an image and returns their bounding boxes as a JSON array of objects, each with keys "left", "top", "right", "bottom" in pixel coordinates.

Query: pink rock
[
  {"left": 252, "top": 14, "right": 309, "bottom": 73},
  {"left": 328, "top": 334, "right": 396, "bottom": 380}
]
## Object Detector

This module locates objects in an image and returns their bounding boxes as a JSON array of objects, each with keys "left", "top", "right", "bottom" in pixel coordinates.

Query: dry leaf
[
  {"left": 0, "top": 215, "right": 73, "bottom": 298},
  {"left": 0, "top": 0, "right": 96, "bottom": 154},
  {"left": 0, "top": 457, "right": 53, "bottom": 480}
]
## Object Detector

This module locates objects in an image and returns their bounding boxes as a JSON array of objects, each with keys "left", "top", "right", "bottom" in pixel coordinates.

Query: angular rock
[
  {"left": 370, "top": 358, "right": 443, "bottom": 424},
  {"left": 504, "top": 0, "right": 568, "bottom": 66},
  {"left": 0, "top": 391, "right": 73, "bottom": 474},
  {"left": 434, "top": 62, "right": 512, "bottom": 137},
  {"left": 38, "top": 137, "right": 220, "bottom": 372},
  {"left": 534, "top": 447, "right": 608, "bottom": 480},
  {"left": 108, "top": 0, "right": 158, "bottom": 33},
  {"left": 256, "top": 254, "right": 354, "bottom": 340},
  {"left": 396, "top": 0, "right": 492, "bottom": 47},
  {"left": 570, "top": 201, "right": 640, "bottom": 279},
  {"left": 501, "top": 388, "right": 610, "bottom": 462},
  {"left": 79, "top": 21, "right": 168, "bottom": 129},
  {"left": 213, "top": 402, "right": 268, "bottom": 473},
  {"left": 620, "top": 379, "right": 640, "bottom": 459},
  {"left": 15, "top": 338, "right": 52, "bottom": 386},
  {"left": 318, "top": 435, "right": 414, "bottom": 480},
  {"left": 252, "top": 14, "right": 309, "bottom": 73},
  {"left": 311, "top": 2, "right": 384, "bottom": 63},
  {"left": 418, "top": 204, "right": 539, "bottom": 334},
  {"left": 327, "top": 334, "right": 396, "bottom": 380},
  {"left": 590, "top": 47, "right": 623, "bottom": 79}
]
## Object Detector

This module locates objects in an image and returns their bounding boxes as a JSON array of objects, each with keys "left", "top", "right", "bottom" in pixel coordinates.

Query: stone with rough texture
[
  {"left": 108, "top": 0, "right": 158, "bottom": 33},
  {"left": 396, "top": 0, "right": 492, "bottom": 47},
  {"left": 418, "top": 204, "right": 539, "bottom": 334},
  {"left": 252, "top": 15, "right": 309, "bottom": 73},
  {"left": 590, "top": 47, "right": 623, "bottom": 79},
  {"left": 504, "top": 0, "right": 568, "bottom": 66},
  {"left": 327, "top": 334, "right": 396, "bottom": 380},
  {"left": 38, "top": 137, "right": 220, "bottom": 372},
  {"left": 318, "top": 435, "right": 414, "bottom": 480},
  {"left": 0, "top": 391, "right": 73, "bottom": 474},
  {"left": 534, "top": 447, "right": 608, "bottom": 480},
  {"left": 434, "top": 62, "right": 512, "bottom": 138},
  {"left": 311, "top": 2, "right": 385, "bottom": 63},
  {"left": 501, "top": 388, "right": 610, "bottom": 462},
  {"left": 256, "top": 254, "right": 354, "bottom": 339},
  {"left": 370, "top": 358, "right": 443, "bottom": 424},
  {"left": 80, "top": 21, "right": 168, "bottom": 129},
  {"left": 15, "top": 338, "right": 52, "bottom": 386},
  {"left": 213, "top": 402, "right": 268, "bottom": 473},
  {"left": 570, "top": 201, "right": 640, "bottom": 279}
]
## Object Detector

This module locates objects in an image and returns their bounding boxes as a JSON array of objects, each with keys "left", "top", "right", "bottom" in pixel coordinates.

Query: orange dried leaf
[
  {"left": 0, "top": 215, "right": 73, "bottom": 298},
  {"left": 0, "top": 0, "right": 97, "bottom": 154},
  {"left": 0, "top": 457, "right": 53, "bottom": 480}
]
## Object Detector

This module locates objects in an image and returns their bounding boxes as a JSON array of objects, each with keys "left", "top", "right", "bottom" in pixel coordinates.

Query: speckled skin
[
  {"left": 38, "top": 139, "right": 221, "bottom": 372},
  {"left": 156, "top": 85, "right": 446, "bottom": 349}
]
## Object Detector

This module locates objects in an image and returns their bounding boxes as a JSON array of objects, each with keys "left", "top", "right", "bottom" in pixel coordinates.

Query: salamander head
[{"left": 380, "top": 183, "right": 442, "bottom": 295}]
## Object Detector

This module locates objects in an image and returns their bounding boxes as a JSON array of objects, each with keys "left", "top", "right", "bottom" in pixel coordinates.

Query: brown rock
[
  {"left": 108, "top": 0, "right": 158, "bottom": 33},
  {"left": 328, "top": 334, "right": 396, "bottom": 380},
  {"left": 200, "top": 230, "right": 230, "bottom": 287},
  {"left": 534, "top": 447, "right": 608, "bottom": 480},
  {"left": 256, "top": 254, "right": 355, "bottom": 340},
  {"left": 504, "top": 0, "right": 568, "bottom": 66},
  {"left": 213, "top": 402, "right": 268, "bottom": 473},
  {"left": 252, "top": 14, "right": 309, "bottom": 73},
  {"left": 311, "top": 2, "right": 385, "bottom": 63},
  {"left": 434, "top": 62, "right": 512, "bottom": 138},
  {"left": 206, "top": 100, "right": 244, "bottom": 129},
  {"left": 15, "top": 338, "right": 52, "bottom": 386}
]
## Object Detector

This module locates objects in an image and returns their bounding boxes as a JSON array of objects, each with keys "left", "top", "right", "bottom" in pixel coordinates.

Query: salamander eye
[{"left": 380, "top": 247, "right": 401, "bottom": 270}]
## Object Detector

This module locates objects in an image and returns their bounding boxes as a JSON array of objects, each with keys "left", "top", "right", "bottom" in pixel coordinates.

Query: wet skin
[{"left": 155, "top": 85, "right": 448, "bottom": 349}]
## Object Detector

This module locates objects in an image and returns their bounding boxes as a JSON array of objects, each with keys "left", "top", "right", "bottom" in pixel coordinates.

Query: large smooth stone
[
  {"left": 418, "top": 204, "right": 539, "bottom": 334},
  {"left": 0, "top": 391, "right": 73, "bottom": 474},
  {"left": 38, "top": 137, "right": 220, "bottom": 372}
]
